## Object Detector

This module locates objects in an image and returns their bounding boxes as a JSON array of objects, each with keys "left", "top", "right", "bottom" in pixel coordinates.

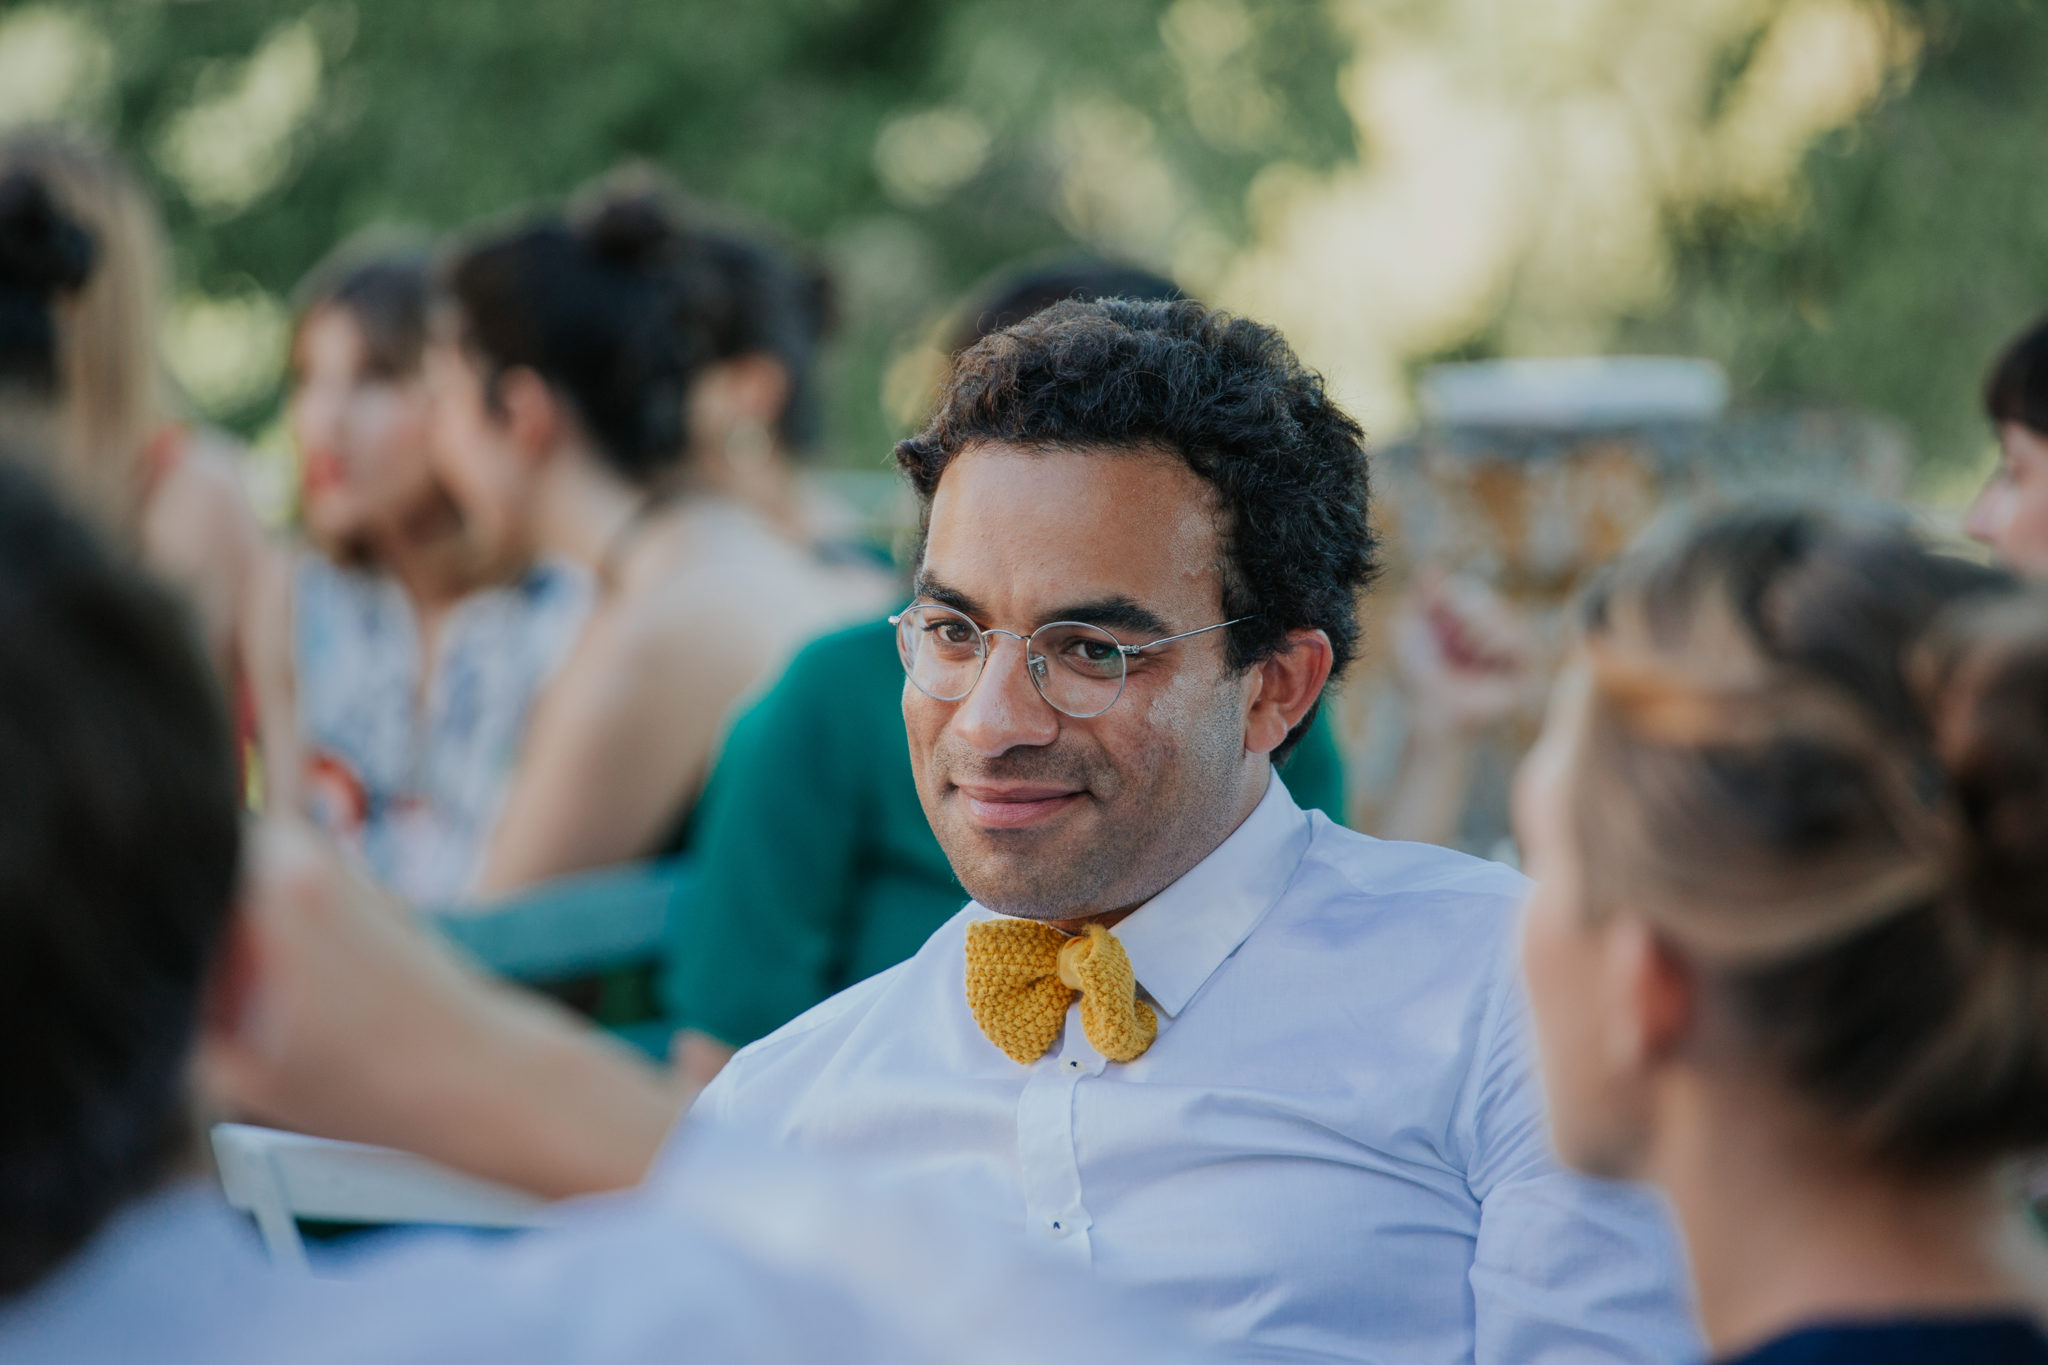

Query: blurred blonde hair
[
  {"left": 0, "top": 127, "right": 170, "bottom": 534},
  {"left": 1571, "top": 506, "right": 2048, "bottom": 1171}
]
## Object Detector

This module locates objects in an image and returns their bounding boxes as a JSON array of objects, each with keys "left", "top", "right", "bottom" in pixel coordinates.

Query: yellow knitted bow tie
[{"left": 964, "top": 919, "right": 1158, "bottom": 1065}]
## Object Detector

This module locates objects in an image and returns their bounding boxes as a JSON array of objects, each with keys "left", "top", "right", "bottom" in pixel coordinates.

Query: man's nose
[{"left": 950, "top": 633, "right": 1060, "bottom": 755}]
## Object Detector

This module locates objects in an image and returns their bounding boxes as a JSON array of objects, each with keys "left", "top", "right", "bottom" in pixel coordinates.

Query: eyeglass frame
[{"left": 888, "top": 602, "right": 1255, "bottom": 719}]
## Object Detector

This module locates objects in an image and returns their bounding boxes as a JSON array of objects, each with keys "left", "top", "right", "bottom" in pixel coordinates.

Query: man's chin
[
  {"left": 952, "top": 865, "right": 1097, "bottom": 921},
  {"left": 937, "top": 820, "right": 1106, "bottom": 918}
]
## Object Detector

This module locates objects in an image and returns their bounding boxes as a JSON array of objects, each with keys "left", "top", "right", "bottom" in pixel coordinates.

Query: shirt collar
[{"left": 1109, "top": 771, "right": 1312, "bottom": 1020}]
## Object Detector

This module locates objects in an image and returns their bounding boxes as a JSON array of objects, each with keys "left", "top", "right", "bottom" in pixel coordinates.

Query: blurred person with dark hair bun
[
  {"left": 1970, "top": 313, "right": 2048, "bottom": 576},
  {"left": 637, "top": 177, "right": 860, "bottom": 553},
  {"left": 196, "top": 188, "right": 892, "bottom": 1189},
  {"left": 432, "top": 185, "right": 891, "bottom": 896},
  {"left": 0, "top": 130, "right": 276, "bottom": 767},
  {"left": 1517, "top": 506, "right": 2048, "bottom": 1363},
  {"left": 253, "top": 246, "right": 591, "bottom": 903}
]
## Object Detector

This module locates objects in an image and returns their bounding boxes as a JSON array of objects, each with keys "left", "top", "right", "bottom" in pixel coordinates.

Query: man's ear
[
  {"left": 1244, "top": 627, "right": 1335, "bottom": 756},
  {"left": 496, "top": 366, "right": 562, "bottom": 460}
]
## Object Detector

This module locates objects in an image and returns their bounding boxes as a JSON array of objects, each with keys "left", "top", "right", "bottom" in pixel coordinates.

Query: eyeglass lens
[{"left": 894, "top": 604, "right": 1127, "bottom": 718}]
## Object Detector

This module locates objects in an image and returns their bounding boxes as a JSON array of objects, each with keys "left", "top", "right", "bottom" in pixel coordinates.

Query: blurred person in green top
[{"left": 665, "top": 260, "right": 1346, "bottom": 1086}]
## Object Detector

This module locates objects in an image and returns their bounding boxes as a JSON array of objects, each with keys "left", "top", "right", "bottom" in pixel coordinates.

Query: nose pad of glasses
[{"left": 1028, "top": 652, "right": 1049, "bottom": 682}]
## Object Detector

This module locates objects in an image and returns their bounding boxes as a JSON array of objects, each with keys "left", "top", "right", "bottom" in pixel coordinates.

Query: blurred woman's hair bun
[
  {"left": 1573, "top": 506, "right": 2048, "bottom": 1169},
  {"left": 0, "top": 170, "right": 97, "bottom": 395},
  {"left": 1916, "top": 591, "right": 2048, "bottom": 945},
  {"left": 0, "top": 172, "right": 96, "bottom": 297},
  {"left": 576, "top": 188, "right": 681, "bottom": 273}
]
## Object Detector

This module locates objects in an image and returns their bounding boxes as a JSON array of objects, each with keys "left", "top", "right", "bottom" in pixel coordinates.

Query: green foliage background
[
  {"left": 28, "top": 0, "right": 2048, "bottom": 479},
  {"left": 56, "top": 0, "right": 1355, "bottom": 469},
  {"left": 1616, "top": 0, "right": 2048, "bottom": 480}
]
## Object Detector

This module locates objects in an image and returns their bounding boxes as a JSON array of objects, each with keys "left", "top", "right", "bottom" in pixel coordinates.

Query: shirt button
[
  {"left": 1067, "top": 1059, "right": 1081, "bottom": 1070},
  {"left": 1045, "top": 1216, "right": 1068, "bottom": 1237}
]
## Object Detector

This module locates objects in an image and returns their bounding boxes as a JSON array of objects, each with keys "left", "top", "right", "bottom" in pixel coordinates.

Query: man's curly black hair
[{"left": 895, "top": 297, "right": 1378, "bottom": 755}]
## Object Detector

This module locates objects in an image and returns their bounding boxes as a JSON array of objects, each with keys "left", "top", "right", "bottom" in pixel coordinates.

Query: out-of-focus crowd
[{"left": 1, "top": 123, "right": 2045, "bottom": 1365}]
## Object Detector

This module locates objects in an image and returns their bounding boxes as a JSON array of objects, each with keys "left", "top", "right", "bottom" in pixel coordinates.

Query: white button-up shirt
[
  {"left": 0, "top": 1131, "right": 1209, "bottom": 1365},
  {"left": 695, "top": 774, "right": 1701, "bottom": 1363}
]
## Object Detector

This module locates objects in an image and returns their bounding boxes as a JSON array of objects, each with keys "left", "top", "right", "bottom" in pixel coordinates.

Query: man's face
[{"left": 905, "top": 442, "right": 1261, "bottom": 921}]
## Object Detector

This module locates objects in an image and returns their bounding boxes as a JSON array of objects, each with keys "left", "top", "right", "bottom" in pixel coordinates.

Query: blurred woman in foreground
[
  {"left": 1517, "top": 507, "right": 2048, "bottom": 1363},
  {"left": 0, "top": 131, "right": 272, "bottom": 753},
  {"left": 260, "top": 250, "right": 589, "bottom": 902},
  {"left": 433, "top": 186, "right": 891, "bottom": 896}
]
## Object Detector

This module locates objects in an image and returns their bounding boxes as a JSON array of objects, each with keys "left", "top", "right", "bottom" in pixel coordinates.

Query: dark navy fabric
[{"left": 1720, "top": 1317, "right": 2048, "bottom": 1365}]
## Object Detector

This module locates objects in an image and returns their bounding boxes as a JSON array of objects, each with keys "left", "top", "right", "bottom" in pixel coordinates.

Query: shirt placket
[{"left": 1013, "top": 1001, "right": 1105, "bottom": 1267}]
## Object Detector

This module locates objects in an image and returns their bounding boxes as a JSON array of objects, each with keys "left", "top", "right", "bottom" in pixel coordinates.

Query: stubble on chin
[{"left": 941, "top": 810, "right": 1126, "bottom": 922}]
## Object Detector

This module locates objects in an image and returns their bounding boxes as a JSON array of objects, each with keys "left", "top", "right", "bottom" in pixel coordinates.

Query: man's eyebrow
[
  {"left": 1042, "top": 596, "right": 1174, "bottom": 638},
  {"left": 911, "top": 574, "right": 983, "bottom": 617},
  {"left": 910, "top": 580, "right": 1175, "bottom": 638}
]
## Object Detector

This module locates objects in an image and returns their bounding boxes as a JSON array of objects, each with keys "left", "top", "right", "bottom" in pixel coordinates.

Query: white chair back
[{"left": 210, "top": 1123, "right": 549, "bottom": 1271}]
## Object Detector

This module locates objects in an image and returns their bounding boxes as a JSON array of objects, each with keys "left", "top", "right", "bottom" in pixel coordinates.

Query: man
[
  {"left": 665, "top": 257, "right": 1346, "bottom": 1080},
  {"left": 694, "top": 298, "right": 1698, "bottom": 1362},
  {"left": 0, "top": 458, "right": 1195, "bottom": 1365}
]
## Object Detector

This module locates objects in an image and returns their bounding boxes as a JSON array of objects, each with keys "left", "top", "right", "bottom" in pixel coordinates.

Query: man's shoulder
[
  {"left": 707, "top": 904, "right": 976, "bottom": 1086},
  {"left": 1296, "top": 814, "right": 1530, "bottom": 920},
  {"left": 724, "top": 956, "right": 913, "bottom": 1059},
  {"left": 1244, "top": 815, "right": 1530, "bottom": 1015}
]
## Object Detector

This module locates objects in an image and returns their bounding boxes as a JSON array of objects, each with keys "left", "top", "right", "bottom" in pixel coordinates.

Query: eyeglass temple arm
[{"left": 1120, "top": 615, "right": 1256, "bottom": 656}]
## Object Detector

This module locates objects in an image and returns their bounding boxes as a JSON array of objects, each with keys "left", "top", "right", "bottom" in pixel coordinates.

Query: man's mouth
[{"left": 952, "top": 781, "right": 1086, "bottom": 830}]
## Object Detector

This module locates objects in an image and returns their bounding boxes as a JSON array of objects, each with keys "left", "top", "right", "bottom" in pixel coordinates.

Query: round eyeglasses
[{"left": 891, "top": 603, "right": 1251, "bottom": 719}]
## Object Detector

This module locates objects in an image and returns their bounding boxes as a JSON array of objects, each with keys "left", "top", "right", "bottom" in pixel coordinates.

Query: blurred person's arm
[
  {"left": 1377, "top": 571, "right": 1542, "bottom": 847},
  {"left": 201, "top": 819, "right": 687, "bottom": 1198},
  {"left": 473, "top": 591, "right": 772, "bottom": 897}
]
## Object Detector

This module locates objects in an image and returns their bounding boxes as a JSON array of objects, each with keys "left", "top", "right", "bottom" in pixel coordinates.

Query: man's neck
[{"left": 1045, "top": 762, "right": 1271, "bottom": 937}]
